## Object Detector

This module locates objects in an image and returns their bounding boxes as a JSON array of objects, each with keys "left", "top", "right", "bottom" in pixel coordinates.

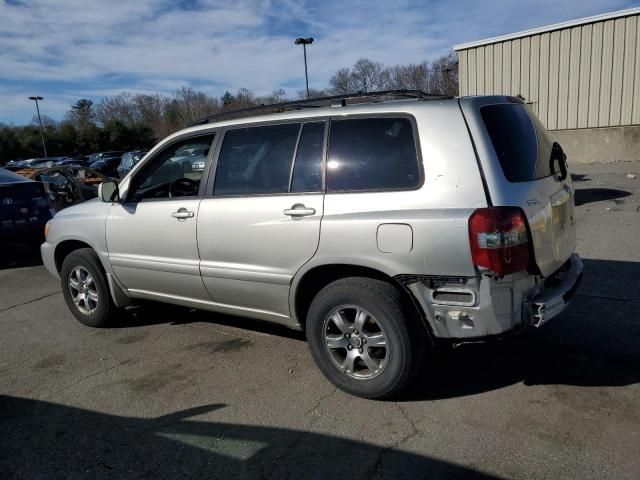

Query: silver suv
[{"left": 41, "top": 91, "right": 583, "bottom": 399}]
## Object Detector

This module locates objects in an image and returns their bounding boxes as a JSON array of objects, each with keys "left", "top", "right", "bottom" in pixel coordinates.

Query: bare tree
[
  {"left": 384, "top": 62, "right": 430, "bottom": 91},
  {"left": 329, "top": 59, "right": 388, "bottom": 94},
  {"left": 350, "top": 58, "right": 387, "bottom": 92},
  {"left": 328, "top": 68, "right": 352, "bottom": 95},
  {"left": 429, "top": 52, "right": 458, "bottom": 96}
]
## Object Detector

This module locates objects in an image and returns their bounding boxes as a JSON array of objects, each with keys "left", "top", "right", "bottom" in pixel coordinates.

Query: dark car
[
  {"left": 4, "top": 158, "right": 55, "bottom": 171},
  {"left": 117, "top": 151, "right": 148, "bottom": 178},
  {"left": 0, "top": 168, "right": 53, "bottom": 246},
  {"left": 88, "top": 151, "right": 125, "bottom": 164},
  {"left": 90, "top": 155, "right": 123, "bottom": 178},
  {"left": 26, "top": 166, "right": 109, "bottom": 211},
  {"left": 55, "top": 158, "right": 88, "bottom": 167}
]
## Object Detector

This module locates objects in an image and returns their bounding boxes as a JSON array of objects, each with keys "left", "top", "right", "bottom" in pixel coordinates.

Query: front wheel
[
  {"left": 60, "top": 248, "right": 117, "bottom": 327},
  {"left": 306, "top": 277, "right": 425, "bottom": 399}
]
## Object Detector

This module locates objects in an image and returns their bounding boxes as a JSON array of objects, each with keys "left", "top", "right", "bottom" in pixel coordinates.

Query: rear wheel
[
  {"left": 306, "top": 277, "right": 425, "bottom": 399},
  {"left": 60, "top": 248, "right": 116, "bottom": 327}
]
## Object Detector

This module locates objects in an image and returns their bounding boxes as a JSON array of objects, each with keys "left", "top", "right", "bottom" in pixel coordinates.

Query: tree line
[{"left": 0, "top": 53, "right": 457, "bottom": 162}]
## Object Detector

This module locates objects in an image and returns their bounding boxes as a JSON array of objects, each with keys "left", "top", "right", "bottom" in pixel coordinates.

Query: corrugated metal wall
[{"left": 458, "top": 13, "right": 640, "bottom": 130}]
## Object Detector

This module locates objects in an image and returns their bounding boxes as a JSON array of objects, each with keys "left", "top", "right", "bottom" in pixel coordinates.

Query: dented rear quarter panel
[{"left": 290, "top": 101, "right": 489, "bottom": 318}]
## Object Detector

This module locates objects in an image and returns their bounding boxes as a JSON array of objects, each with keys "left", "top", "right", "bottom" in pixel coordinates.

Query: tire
[
  {"left": 306, "top": 277, "right": 426, "bottom": 399},
  {"left": 60, "top": 248, "right": 116, "bottom": 328}
]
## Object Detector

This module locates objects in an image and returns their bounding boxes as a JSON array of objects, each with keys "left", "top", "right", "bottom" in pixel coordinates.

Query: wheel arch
[
  {"left": 54, "top": 239, "right": 95, "bottom": 273},
  {"left": 54, "top": 239, "right": 131, "bottom": 308},
  {"left": 291, "top": 262, "right": 434, "bottom": 340}
]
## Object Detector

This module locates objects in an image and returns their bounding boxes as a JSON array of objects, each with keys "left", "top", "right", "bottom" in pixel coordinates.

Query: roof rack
[{"left": 190, "top": 90, "right": 452, "bottom": 126}]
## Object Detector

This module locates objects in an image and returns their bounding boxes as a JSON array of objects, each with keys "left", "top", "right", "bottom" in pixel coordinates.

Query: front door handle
[
  {"left": 284, "top": 203, "right": 316, "bottom": 217},
  {"left": 171, "top": 208, "right": 195, "bottom": 220}
]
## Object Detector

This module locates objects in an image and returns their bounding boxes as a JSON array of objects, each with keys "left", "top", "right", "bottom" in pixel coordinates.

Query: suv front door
[
  {"left": 106, "top": 133, "right": 216, "bottom": 301},
  {"left": 197, "top": 121, "right": 326, "bottom": 322}
]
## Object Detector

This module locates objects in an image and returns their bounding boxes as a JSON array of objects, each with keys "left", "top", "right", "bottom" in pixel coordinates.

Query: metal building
[{"left": 454, "top": 7, "right": 640, "bottom": 163}]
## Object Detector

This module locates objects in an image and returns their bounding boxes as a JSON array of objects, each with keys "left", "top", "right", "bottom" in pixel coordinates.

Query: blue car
[{"left": 0, "top": 168, "right": 53, "bottom": 246}]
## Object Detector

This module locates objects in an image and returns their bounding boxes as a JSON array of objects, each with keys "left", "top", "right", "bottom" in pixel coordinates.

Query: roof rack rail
[{"left": 190, "top": 90, "right": 452, "bottom": 126}]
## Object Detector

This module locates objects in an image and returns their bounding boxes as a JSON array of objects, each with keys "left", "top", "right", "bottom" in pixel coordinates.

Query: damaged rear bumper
[{"left": 526, "top": 253, "right": 583, "bottom": 327}]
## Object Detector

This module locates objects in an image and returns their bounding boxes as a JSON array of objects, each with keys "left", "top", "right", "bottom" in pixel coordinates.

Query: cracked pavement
[{"left": 1, "top": 161, "right": 639, "bottom": 479}]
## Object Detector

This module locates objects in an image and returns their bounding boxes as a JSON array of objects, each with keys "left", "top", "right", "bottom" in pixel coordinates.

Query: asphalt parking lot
[{"left": 1, "top": 161, "right": 639, "bottom": 479}]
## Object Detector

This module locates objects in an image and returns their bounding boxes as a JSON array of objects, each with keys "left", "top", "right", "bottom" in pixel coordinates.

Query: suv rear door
[
  {"left": 460, "top": 97, "right": 576, "bottom": 277},
  {"left": 197, "top": 120, "right": 326, "bottom": 320}
]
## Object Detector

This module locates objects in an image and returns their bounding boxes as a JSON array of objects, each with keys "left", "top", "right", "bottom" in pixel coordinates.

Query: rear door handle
[
  {"left": 171, "top": 208, "right": 195, "bottom": 220},
  {"left": 284, "top": 203, "right": 316, "bottom": 217}
]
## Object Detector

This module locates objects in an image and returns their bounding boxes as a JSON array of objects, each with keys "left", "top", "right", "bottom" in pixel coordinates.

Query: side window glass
[
  {"left": 290, "top": 122, "right": 325, "bottom": 192},
  {"left": 129, "top": 134, "right": 214, "bottom": 202},
  {"left": 213, "top": 123, "right": 300, "bottom": 196},
  {"left": 327, "top": 117, "right": 420, "bottom": 192}
]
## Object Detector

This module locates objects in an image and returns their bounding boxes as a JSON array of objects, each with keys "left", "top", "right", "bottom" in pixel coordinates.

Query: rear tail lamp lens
[{"left": 469, "top": 207, "right": 530, "bottom": 276}]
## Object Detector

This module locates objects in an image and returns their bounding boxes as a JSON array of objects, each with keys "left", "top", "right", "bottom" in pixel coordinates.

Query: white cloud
[{"left": 0, "top": 0, "right": 633, "bottom": 123}]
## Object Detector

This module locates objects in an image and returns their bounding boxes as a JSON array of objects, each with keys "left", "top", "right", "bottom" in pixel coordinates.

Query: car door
[
  {"left": 106, "top": 133, "right": 216, "bottom": 302},
  {"left": 197, "top": 120, "right": 326, "bottom": 321}
]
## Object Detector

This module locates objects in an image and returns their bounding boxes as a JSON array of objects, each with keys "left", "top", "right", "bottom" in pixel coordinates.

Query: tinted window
[
  {"left": 214, "top": 123, "right": 300, "bottom": 196},
  {"left": 481, "top": 104, "right": 555, "bottom": 182},
  {"left": 130, "top": 134, "right": 214, "bottom": 201},
  {"left": 291, "top": 122, "right": 325, "bottom": 192},
  {"left": 327, "top": 117, "right": 420, "bottom": 192}
]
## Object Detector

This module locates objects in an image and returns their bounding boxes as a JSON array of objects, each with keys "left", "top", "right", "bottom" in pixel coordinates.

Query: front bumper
[
  {"left": 40, "top": 241, "right": 59, "bottom": 279},
  {"left": 526, "top": 253, "right": 583, "bottom": 327}
]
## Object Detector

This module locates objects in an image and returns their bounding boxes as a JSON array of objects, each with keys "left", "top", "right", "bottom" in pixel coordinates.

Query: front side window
[
  {"left": 327, "top": 117, "right": 420, "bottom": 192},
  {"left": 213, "top": 123, "right": 300, "bottom": 196},
  {"left": 129, "top": 134, "right": 214, "bottom": 202}
]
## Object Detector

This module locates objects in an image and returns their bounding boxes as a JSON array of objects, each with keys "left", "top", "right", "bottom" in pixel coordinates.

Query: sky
[{"left": 0, "top": 0, "right": 637, "bottom": 124}]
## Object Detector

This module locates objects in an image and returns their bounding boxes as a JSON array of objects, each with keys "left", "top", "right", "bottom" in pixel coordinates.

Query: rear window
[
  {"left": 327, "top": 117, "right": 420, "bottom": 192},
  {"left": 481, "top": 104, "right": 555, "bottom": 182}
]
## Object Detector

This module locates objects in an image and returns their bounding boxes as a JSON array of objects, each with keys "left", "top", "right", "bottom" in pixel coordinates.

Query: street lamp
[
  {"left": 294, "top": 37, "right": 314, "bottom": 99},
  {"left": 28, "top": 96, "right": 47, "bottom": 158}
]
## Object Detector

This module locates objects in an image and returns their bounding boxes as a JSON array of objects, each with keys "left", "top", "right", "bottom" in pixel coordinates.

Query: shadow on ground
[
  {"left": 0, "top": 396, "right": 497, "bottom": 480},
  {"left": 403, "top": 258, "right": 640, "bottom": 400},
  {"left": 113, "top": 259, "right": 640, "bottom": 401},
  {"left": 574, "top": 187, "right": 631, "bottom": 206}
]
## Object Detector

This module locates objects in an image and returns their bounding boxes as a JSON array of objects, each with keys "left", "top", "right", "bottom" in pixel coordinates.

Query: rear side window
[
  {"left": 290, "top": 122, "right": 325, "bottom": 192},
  {"left": 327, "top": 117, "right": 420, "bottom": 192},
  {"left": 481, "top": 104, "right": 555, "bottom": 182},
  {"left": 214, "top": 123, "right": 300, "bottom": 195}
]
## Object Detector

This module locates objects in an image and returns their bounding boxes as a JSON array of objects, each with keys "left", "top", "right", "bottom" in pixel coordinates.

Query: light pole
[
  {"left": 28, "top": 96, "right": 47, "bottom": 158},
  {"left": 294, "top": 37, "right": 313, "bottom": 99}
]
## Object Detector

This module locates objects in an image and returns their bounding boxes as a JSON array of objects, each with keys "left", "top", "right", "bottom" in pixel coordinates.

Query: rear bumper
[
  {"left": 404, "top": 253, "right": 583, "bottom": 340},
  {"left": 40, "top": 241, "right": 59, "bottom": 279},
  {"left": 526, "top": 253, "right": 583, "bottom": 327}
]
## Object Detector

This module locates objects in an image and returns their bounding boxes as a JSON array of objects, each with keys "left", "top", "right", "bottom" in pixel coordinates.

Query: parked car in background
[
  {"left": 55, "top": 158, "right": 88, "bottom": 167},
  {"left": 24, "top": 166, "right": 110, "bottom": 212},
  {"left": 117, "top": 151, "right": 148, "bottom": 178},
  {"left": 171, "top": 146, "right": 208, "bottom": 172},
  {"left": 88, "top": 151, "right": 125, "bottom": 164},
  {"left": 4, "top": 158, "right": 52, "bottom": 171},
  {"left": 41, "top": 92, "right": 582, "bottom": 399},
  {"left": 1, "top": 168, "right": 53, "bottom": 246},
  {"left": 90, "top": 155, "right": 123, "bottom": 178}
]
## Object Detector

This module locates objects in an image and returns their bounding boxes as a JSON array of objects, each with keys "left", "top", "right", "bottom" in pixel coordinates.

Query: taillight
[{"left": 469, "top": 207, "right": 530, "bottom": 276}]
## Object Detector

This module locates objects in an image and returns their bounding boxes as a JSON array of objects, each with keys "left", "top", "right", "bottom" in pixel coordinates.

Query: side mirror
[{"left": 99, "top": 181, "right": 120, "bottom": 202}]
